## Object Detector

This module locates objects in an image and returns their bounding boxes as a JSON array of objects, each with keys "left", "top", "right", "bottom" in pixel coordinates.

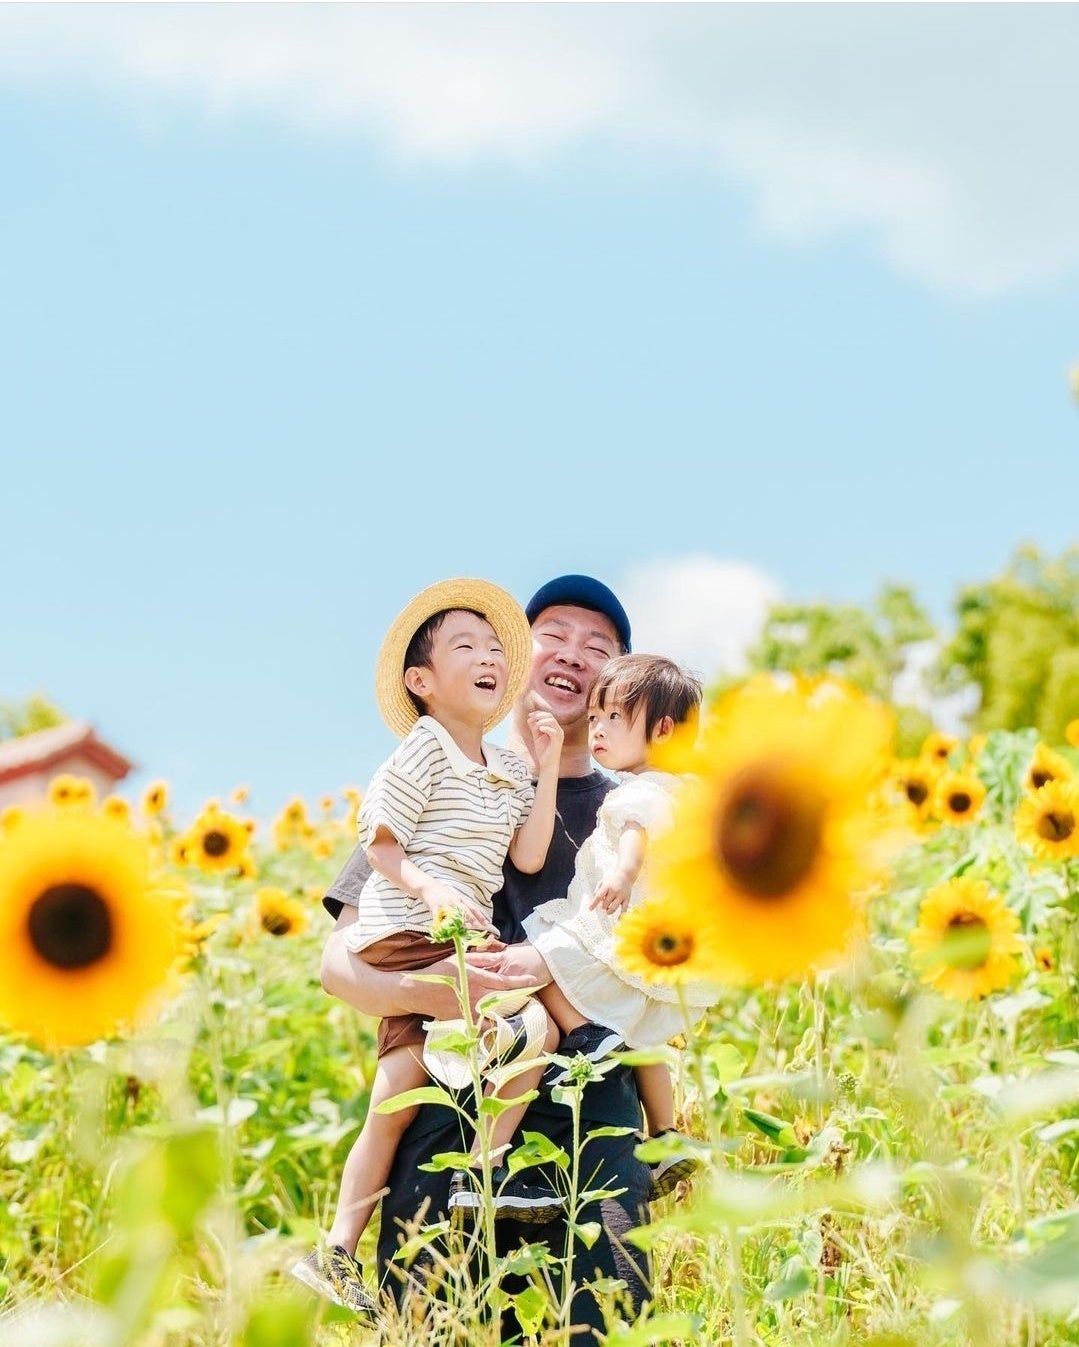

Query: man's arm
[{"left": 320, "top": 909, "right": 539, "bottom": 1019}]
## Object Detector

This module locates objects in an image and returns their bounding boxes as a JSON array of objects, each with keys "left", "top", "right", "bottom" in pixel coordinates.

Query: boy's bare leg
[
  {"left": 326, "top": 1045, "right": 426, "bottom": 1255},
  {"left": 634, "top": 1061, "right": 675, "bottom": 1136}
]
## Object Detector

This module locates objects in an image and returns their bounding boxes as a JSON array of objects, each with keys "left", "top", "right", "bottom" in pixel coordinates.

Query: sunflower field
[{"left": 2, "top": 686, "right": 1079, "bottom": 1347}]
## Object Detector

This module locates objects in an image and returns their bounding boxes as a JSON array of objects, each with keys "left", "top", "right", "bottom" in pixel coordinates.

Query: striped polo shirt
[{"left": 344, "top": 716, "right": 535, "bottom": 955}]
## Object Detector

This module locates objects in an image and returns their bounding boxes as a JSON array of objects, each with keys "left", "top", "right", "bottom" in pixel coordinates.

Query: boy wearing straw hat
[{"left": 293, "top": 578, "right": 564, "bottom": 1313}]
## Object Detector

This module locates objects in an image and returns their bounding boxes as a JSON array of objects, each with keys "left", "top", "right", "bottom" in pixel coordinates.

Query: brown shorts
[{"left": 360, "top": 930, "right": 458, "bottom": 1059}]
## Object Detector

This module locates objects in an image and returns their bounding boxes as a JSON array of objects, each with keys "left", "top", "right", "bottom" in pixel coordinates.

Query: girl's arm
[
  {"left": 508, "top": 709, "right": 563, "bottom": 874},
  {"left": 590, "top": 821, "right": 646, "bottom": 914}
]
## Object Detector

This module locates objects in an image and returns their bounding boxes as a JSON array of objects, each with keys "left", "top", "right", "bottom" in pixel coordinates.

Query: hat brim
[
  {"left": 422, "top": 997, "right": 550, "bottom": 1092},
  {"left": 374, "top": 578, "right": 533, "bottom": 739}
]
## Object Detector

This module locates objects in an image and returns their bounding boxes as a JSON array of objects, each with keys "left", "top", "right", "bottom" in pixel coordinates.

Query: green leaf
[
  {"left": 374, "top": 1085, "right": 456, "bottom": 1113},
  {"left": 569, "top": 1220, "right": 602, "bottom": 1249},
  {"left": 764, "top": 1255, "right": 813, "bottom": 1302},
  {"left": 242, "top": 1296, "right": 313, "bottom": 1347},
  {"left": 512, "top": 1285, "right": 549, "bottom": 1336},
  {"left": 743, "top": 1108, "right": 800, "bottom": 1148},
  {"left": 603, "top": 1312, "right": 703, "bottom": 1345},
  {"left": 419, "top": 1150, "right": 474, "bottom": 1173}
]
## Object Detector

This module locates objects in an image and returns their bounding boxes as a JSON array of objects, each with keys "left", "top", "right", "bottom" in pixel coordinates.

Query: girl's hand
[
  {"left": 527, "top": 709, "right": 564, "bottom": 773},
  {"left": 590, "top": 872, "right": 632, "bottom": 914}
]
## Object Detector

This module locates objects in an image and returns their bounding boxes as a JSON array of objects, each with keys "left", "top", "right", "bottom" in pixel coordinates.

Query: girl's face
[{"left": 587, "top": 692, "right": 651, "bottom": 774}]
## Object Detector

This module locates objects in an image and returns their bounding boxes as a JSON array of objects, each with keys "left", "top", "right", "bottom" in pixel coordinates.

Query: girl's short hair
[{"left": 589, "top": 653, "right": 703, "bottom": 738}]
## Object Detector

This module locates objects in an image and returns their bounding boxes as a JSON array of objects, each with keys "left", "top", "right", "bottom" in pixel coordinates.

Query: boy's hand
[
  {"left": 423, "top": 882, "right": 498, "bottom": 936},
  {"left": 590, "top": 871, "right": 632, "bottom": 914},
  {"left": 526, "top": 709, "right": 564, "bottom": 773}
]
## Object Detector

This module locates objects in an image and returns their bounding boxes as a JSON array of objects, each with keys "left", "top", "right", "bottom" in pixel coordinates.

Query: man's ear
[
  {"left": 404, "top": 666, "right": 429, "bottom": 698},
  {"left": 652, "top": 715, "right": 675, "bottom": 744}
]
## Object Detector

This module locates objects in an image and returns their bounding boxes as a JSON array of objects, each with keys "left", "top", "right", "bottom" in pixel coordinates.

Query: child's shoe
[
  {"left": 448, "top": 1165, "right": 564, "bottom": 1224},
  {"left": 542, "top": 1021, "right": 625, "bottom": 1088},
  {"left": 647, "top": 1128, "right": 702, "bottom": 1199},
  {"left": 290, "top": 1243, "right": 378, "bottom": 1315}
]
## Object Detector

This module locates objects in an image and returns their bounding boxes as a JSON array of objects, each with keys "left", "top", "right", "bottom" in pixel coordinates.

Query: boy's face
[
  {"left": 405, "top": 610, "right": 508, "bottom": 726},
  {"left": 528, "top": 604, "right": 620, "bottom": 728},
  {"left": 587, "top": 692, "right": 650, "bottom": 773}
]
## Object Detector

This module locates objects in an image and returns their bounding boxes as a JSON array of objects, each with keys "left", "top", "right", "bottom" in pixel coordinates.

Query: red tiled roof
[{"left": 0, "top": 721, "right": 134, "bottom": 784}]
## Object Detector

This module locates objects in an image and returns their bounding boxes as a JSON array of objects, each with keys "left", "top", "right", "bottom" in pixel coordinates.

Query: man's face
[{"left": 527, "top": 604, "right": 621, "bottom": 727}]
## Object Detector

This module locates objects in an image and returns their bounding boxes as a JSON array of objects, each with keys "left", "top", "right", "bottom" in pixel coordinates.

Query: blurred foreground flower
[
  {"left": 0, "top": 810, "right": 181, "bottom": 1048},
  {"left": 910, "top": 876, "right": 1022, "bottom": 1001},
  {"left": 647, "top": 677, "right": 897, "bottom": 984},
  {"left": 1024, "top": 743, "right": 1073, "bottom": 794},
  {"left": 141, "top": 780, "right": 170, "bottom": 816}
]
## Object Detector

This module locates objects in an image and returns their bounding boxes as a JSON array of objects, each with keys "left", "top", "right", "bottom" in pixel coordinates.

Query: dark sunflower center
[
  {"left": 948, "top": 791, "right": 972, "bottom": 814},
  {"left": 262, "top": 913, "right": 292, "bottom": 936},
  {"left": 905, "top": 779, "right": 929, "bottom": 807},
  {"left": 643, "top": 930, "right": 692, "bottom": 967},
  {"left": 1037, "top": 808, "right": 1075, "bottom": 842},
  {"left": 203, "top": 829, "right": 230, "bottom": 858},
  {"left": 1030, "top": 769, "right": 1054, "bottom": 790},
  {"left": 942, "top": 911, "right": 992, "bottom": 970},
  {"left": 28, "top": 884, "right": 113, "bottom": 970},
  {"left": 715, "top": 764, "right": 826, "bottom": 898}
]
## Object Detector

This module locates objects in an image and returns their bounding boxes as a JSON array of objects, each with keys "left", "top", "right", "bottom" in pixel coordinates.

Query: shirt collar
[{"left": 417, "top": 716, "right": 522, "bottom": 785}]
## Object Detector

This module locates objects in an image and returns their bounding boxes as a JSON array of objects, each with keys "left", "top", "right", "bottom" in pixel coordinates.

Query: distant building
[{"left": 0, "top": 721, "right": 134, "bottom": 810}]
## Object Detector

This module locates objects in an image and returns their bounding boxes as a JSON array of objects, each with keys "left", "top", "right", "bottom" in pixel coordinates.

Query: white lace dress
[{"left": 522, "top": 770, "right": 719, "bottom": 1048}]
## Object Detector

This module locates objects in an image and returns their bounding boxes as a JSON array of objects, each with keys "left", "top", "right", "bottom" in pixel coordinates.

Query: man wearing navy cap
[{"left": 318, "top": 574, "right": 651, "bottom": 1337}]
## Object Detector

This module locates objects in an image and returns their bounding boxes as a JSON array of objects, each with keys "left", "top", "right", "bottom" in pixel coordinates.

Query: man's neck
[{"left": 505, "top": 711, "right": 593, "bottom": 779}]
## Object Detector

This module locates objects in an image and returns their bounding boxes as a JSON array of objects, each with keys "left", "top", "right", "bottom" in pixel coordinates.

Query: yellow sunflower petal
[
  {"left": 909, "top": 876, "right": 1023, "bottom": 1001},
  {"left": 1014, "top": 780, "right": 1079, "bottom": 861},
  {"left": 649, "top": 678, "right": 896, "bottom": 984},
  {"left": 0, "top": 811, "right": 181, "bottom": 1048}
]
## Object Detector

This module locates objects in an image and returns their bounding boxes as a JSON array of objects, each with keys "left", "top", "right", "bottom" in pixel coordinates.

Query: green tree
[
  {"left": 0, "top": 692, "right": 68, "bottom": 742},
  {"left": 936, "top": 545, "right": 1079, "bottom": 741},
  {"left": 744, "top": 583, "right": 937, "bottom": 755}
]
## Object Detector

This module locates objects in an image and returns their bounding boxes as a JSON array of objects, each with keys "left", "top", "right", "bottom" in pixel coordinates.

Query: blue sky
[{"left": 4, "top": 4, "right": 1078, "bottom": 821}]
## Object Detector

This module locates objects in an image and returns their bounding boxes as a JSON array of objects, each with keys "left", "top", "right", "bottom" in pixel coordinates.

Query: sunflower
[
  {"left": 909, "top": 877, "right": 1023, "bottom": 1001},
  {"left": 273, "top": 798, "right": 315, "bottom": 850},
  {"left": 1, "top": 805, "right": 25, "bottom": 833},
  {"left": 933, "top": 770, "right": 986, "bottom": 825},
  {"left": 920, "top": 732, "right": 959, "bottom": 767},
  {"left": 891, "top": 758, "right": 940, "bottom": 823},
  {"left": 1024, "top": 744, "right": 1074, "bottom": 795},
  {"left": 0, "top": 810, "right": 181, "bottom": 1048},
  {"left": 615, "top": 895, "right": 726, "bottom": 985},
  {"left": 1066, "top": 720, "right": 1079, "bottom": 751},
  {"left": 48, "top": 774, "right": 96, "bottom": 808},
  {"left": 101, "top": 795, "right": 132, "bottom": 825},
  {"left": 250, "top": 887, "right": 309, "bottom": 937},
  {"left": 179, "top": 805, "right": 254, "bottom": 875},
  {"left": 142, "top": 781, "right": 170, "bottom": 816},
  {"left": 1014, "top": 780, "right": 1079, "bottom": 862},
  {"left": 649, "top": 678, "right": 896, "bottom": 984}
]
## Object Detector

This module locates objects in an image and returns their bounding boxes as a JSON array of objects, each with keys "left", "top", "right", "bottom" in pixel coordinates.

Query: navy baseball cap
[{"left": 525, "top": 574, "right": 632, "bottom": 652}]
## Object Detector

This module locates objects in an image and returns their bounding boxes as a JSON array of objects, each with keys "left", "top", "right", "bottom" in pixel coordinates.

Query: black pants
[{"left": 376, "top": 1072, "right": 653, "bottom": 1340}]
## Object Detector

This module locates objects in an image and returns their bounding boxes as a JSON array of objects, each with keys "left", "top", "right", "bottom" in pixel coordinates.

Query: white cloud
[
  {"left": 618, "top": 556, "right": 781, "bottom": 683},
  {"left": 2, "top": 6, "right": 1078, "bottom": 295}
]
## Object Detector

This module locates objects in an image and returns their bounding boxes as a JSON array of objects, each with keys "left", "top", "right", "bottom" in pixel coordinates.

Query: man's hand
[
  {"left": 467, "top": 941, "right": 553, "bottom": 990},
  {"left": 422, "top": 881, "right": 498, "bottom": 936}
]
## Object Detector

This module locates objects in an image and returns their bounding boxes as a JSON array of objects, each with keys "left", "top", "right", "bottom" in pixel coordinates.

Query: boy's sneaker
[
  {"left": 542, "top": 1021, "right": 626, "bottom": 1088},
  {"left": 448, "top": 1165, "right": 564, "bottom": 1224},
  {"left": 647, "top": 1129, "right": 703, "bottom": 1200},
  {"left": 290, "top": 1244, "right": 377, "bottom": 1315}
]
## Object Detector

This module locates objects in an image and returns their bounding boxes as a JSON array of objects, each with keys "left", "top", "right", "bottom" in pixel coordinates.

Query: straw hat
[
  {"left": 374, "top": 577, "right": 533, "bottom": 739},
  {"left": 422, "top": 996, "right": 550, "bottom": 1092}
]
